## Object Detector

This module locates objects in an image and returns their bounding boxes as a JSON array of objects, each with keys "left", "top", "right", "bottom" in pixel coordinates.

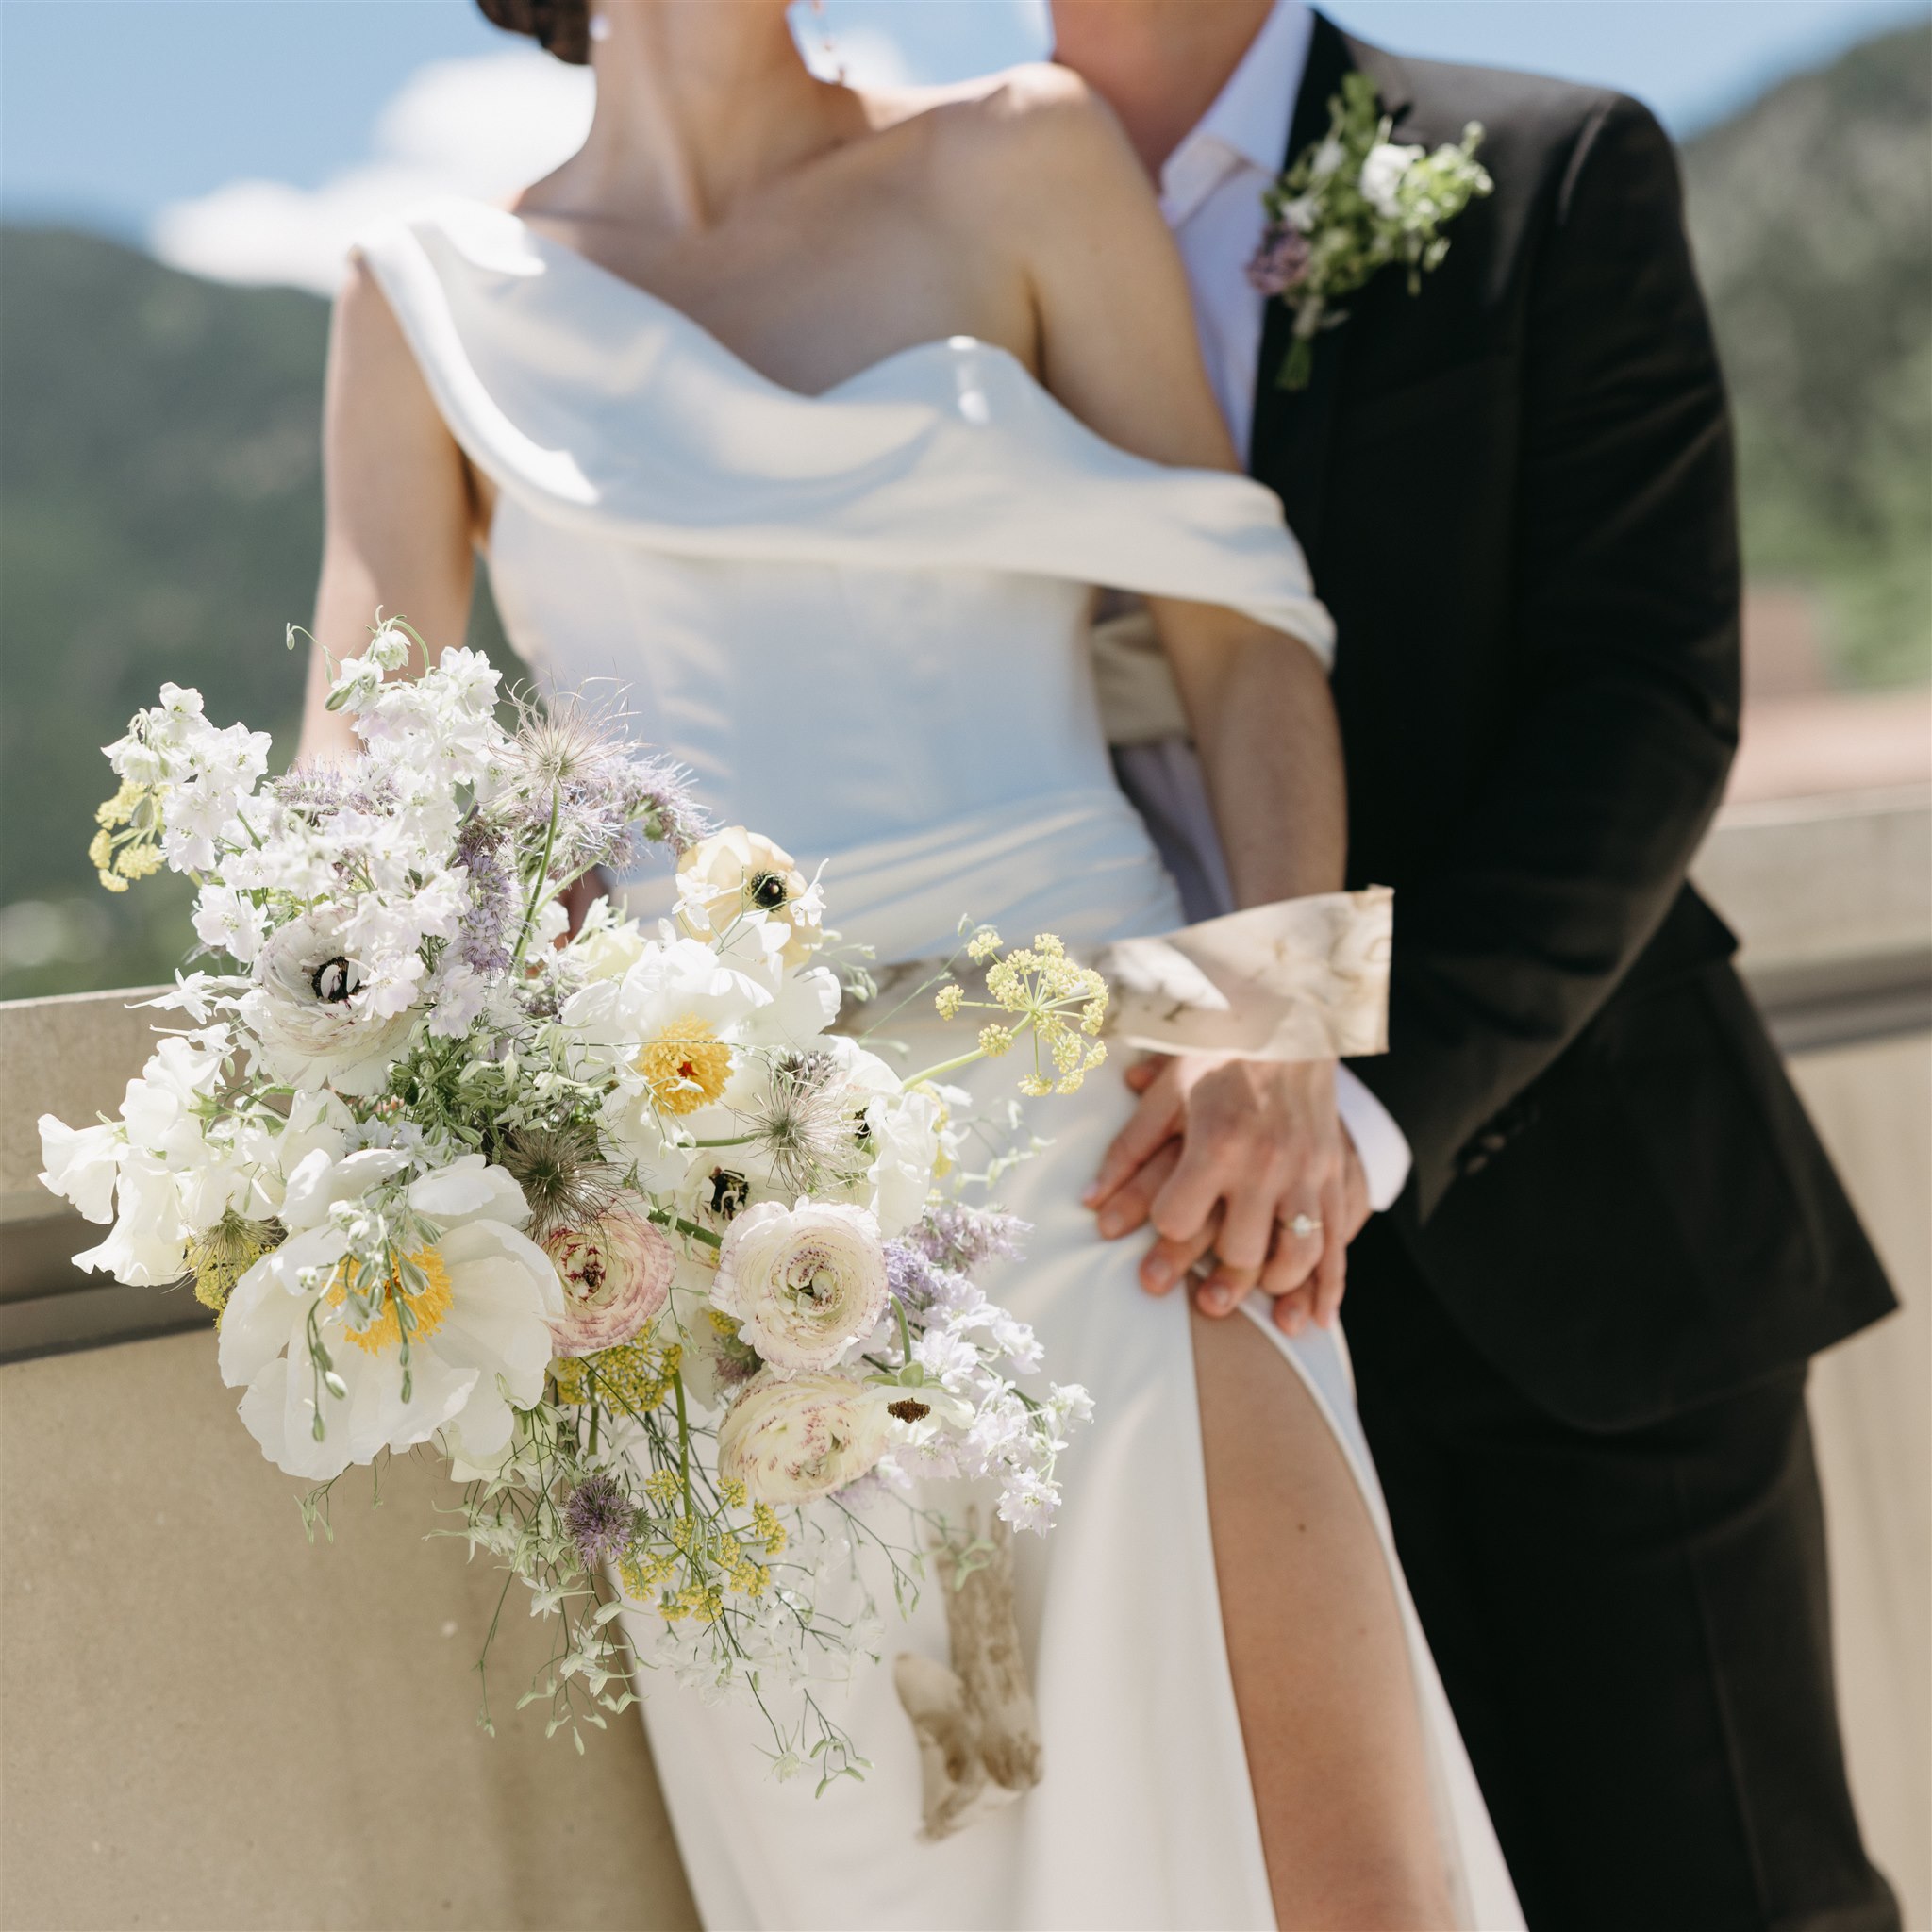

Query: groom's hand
[{"left": 1085, "top": 1055, "right": 1369, "bottom": 1334}]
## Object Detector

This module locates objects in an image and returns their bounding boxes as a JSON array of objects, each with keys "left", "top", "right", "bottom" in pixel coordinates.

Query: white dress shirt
[{"left": 1156, "top": 0, "right": 1416, "bottom": 1212}]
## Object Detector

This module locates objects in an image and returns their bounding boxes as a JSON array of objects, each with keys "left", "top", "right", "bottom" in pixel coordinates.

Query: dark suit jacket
[{"left": 1254, "top": 17, "right": 1896, "bottom": 1427}]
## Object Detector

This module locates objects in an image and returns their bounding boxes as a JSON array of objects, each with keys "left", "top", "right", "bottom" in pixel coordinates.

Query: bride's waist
[{"left": 620, "top": 787, "right": 1182, "bottom": 964}]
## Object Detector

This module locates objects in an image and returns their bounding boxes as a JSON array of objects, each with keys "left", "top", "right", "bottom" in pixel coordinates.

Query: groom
[{"left": 1056, "top": 4, "right": 1900, "bottom": 1928}]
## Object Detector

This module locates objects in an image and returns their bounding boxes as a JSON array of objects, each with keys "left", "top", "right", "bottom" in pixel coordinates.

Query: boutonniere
[{"left": 1248, "top": 71, "right": 1493, "bottom": 391}]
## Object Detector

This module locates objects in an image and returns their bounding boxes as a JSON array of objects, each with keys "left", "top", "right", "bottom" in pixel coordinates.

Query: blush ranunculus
[
  {"left": 542, "top": 1199, "right": 675, "bottom": 1357},
  {"left": 716, "top": 1369, "right": 893, "bottom": 1505}
]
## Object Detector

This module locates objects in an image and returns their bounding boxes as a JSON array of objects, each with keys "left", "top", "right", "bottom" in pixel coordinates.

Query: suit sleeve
[{"left": 1353, "top": 95, "right": 1741, "bottom": 1220}]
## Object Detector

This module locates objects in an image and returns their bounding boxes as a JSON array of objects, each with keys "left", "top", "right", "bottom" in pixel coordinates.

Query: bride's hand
[{"left": 1085, "top": 1054, "right": 1366, "bottom": 1333}]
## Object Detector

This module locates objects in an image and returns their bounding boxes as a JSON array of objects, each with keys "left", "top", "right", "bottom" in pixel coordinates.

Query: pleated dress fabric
[{"left": 357, "top": 197, "right": 1523, "bottom": 1932}]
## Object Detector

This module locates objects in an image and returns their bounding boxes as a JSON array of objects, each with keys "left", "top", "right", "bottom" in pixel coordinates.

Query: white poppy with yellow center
[{"left": 218, "top": 1151, "right": 563, "bottom": 1481}]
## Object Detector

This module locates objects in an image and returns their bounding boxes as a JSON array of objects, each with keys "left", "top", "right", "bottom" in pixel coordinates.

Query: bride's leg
[{"left": 1193, "top": 1305, "right": 1454, "bottom": 1932}]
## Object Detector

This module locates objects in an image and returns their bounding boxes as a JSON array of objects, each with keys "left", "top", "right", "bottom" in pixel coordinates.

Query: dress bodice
[{"left": 355, "top": 198, "right": 1333, "bottom": 962}]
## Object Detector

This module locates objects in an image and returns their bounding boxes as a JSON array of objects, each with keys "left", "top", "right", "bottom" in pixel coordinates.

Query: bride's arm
[
  {"left": 975, "top": 69, "right": 1346, "bottom": 905},
  {"left": 971, "top": 72, "right": 1357, "bottom": 1322},
  {"left": 297, "top": 260, "right": 479, "bottom": 764}
]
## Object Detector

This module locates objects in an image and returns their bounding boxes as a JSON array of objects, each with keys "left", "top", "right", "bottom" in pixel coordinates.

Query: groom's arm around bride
[{"left": 1059, "top": 5, "right": 1901, "bottom": 1928}]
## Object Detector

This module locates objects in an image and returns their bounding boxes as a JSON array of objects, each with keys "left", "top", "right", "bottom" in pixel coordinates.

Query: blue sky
[{"left": 3, "top": 0, "right": 1926, "bottom": 273}]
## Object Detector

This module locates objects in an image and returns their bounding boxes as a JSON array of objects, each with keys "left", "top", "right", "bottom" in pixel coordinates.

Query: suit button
[
  {"left": 1461, "top": 1150, "right": 1491, "bottom": 1175},
  {"left": 1476, "top": 1129, "right": 1509, "bottom": 1154}
]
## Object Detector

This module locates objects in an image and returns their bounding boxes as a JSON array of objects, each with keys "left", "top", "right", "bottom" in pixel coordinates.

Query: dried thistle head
[
  {"left": 497, "top": 1122, "right": 624, "bottom": 1241},
  {"left": 740, "top": 1050, "right": 866, "bottom": 1195}
]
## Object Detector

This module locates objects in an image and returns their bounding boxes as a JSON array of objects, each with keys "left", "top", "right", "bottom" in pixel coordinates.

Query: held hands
[{"left": 1084, "top": 1054, "right": 1371, "bottom": 1336}]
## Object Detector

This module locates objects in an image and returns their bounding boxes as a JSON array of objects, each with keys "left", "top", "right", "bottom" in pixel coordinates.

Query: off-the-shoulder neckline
[{"left": 432, "top": 195, "right": 1037, "bottom": 406}]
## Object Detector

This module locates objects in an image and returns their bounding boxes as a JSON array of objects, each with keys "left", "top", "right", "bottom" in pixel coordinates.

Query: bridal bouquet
[{"left": 39, "top": 622, "right": 1101, "bottom": 1786}]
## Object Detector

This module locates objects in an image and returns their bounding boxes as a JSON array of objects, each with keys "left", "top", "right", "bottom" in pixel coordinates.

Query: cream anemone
[
  {"left": 239, "top": 907, "right": 420, "bottom": 1097},
  {"left": 675, "top": 826, "right": 824, "bottom": 968},
  {"left": 716, "top": 1369, "right": 894, "bottom": 1505},
  {"left": 217, "top": 1151, "right": 562, "bottom": 1480}
]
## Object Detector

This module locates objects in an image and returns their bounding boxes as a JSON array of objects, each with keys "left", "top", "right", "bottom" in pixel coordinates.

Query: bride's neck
[{"left": 563, "top": 1, "right": 860, "bottom": 232}]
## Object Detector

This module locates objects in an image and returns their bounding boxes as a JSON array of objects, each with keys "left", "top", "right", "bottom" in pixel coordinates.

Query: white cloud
[
  {"left": 150, "top": 50, "right": 595, "bottom": 295},
  {"left": 146, "top": 9, "right": 1024, "bottom": 296}
]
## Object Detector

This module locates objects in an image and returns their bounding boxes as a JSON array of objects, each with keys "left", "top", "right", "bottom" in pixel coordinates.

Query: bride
[{"left": 299, "top": 4, "right": 1521, "bottom": 1926}]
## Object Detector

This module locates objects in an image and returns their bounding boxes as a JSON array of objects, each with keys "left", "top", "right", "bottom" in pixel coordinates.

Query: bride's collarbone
[{"left": 509, "top": 148, "right": 1038, "bottom": 394}]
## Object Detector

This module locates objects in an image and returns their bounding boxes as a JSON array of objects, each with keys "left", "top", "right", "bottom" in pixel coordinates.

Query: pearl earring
[{"left": 808, "top": 0, "right": 847, "bottom": 84}]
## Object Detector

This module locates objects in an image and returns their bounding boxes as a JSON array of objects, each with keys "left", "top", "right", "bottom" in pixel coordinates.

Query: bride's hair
[{"left": 475, "top": 0, "right": 590, "bottom": 64}]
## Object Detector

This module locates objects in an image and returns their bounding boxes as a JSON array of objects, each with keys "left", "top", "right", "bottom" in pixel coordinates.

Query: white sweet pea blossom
[{"left": 37, "top": 1118, "right": 122, "bottom": 1224}]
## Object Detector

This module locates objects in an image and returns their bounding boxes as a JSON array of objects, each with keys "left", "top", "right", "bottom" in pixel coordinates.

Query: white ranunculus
[
  {"left": 240, "top": 908, "right": 421, "bottom": 1096},
  {"left": 1359, "top": 142, "right": 1425, "bottom": 217},
  {"left": 716, "top": 1370, "right": 894, "bottom": 1505},
  {"left": 218, "top": 1212, "right": 562, "bottom": 1481},
  {"left": 710, "top": 1199, "right": 890, "bottom": 1375},
  {"left": 38, "top": 1117, "right": 122, "bottom": 1224}
]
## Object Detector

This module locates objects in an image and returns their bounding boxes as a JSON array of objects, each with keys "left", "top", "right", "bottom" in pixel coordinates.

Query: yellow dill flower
[
  {"left": 719, "top": 1475, "right": 748, "bottom": 1508},
  {"left": 966, "top": 928, "right": 1002, "bottom": 961},
  {"left": 633, "top": 1014, "right": 734, "bottom": 1116},
  {"left": 752, "top": 1503, "right": 788, "bottom": 1554},
  {"left": 643, "top": 1469, "right": 682, "bottom": 1507},
  {"left": 617, "top": 1547, "right": 677, "bottom": 1598},
  {"left": 934, "top": 982, "right": 964, "bottom": 1019},
  {"left": 555, "top": 1339, "right": 680, "bottom": 1414},
  {"left": 1019, "top": 1074, "right": 1052, "bottom": 1098},
  {"left": 88, "top": 782, "right": 165, "bottom": 892},
  {"left": 978, "top": 1023, "right": 1013, "bottom": 1058},
  {"left": 707, "top": 1307, "right": 739, "bottom": 1336}
]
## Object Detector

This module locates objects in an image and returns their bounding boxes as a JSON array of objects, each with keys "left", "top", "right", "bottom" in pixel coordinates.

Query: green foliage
[{"left": 1681, "top": 21, "right": 1932, "bottom": 690}]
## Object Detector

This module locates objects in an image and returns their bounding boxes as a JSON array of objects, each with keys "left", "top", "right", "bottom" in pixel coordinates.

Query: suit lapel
[{"left": 1249, "top": 12, "right": 1357, "bottom": 563}]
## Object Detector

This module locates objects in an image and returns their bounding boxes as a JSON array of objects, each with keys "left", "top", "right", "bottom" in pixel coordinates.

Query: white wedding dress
[{"left": 358, "top": 197, "right": 1523, "bottom": 1932}]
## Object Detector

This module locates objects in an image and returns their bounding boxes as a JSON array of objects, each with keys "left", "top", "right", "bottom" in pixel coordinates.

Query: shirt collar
[{"left": 1159, "top": 0, "right": 1313, "bottom": 222}]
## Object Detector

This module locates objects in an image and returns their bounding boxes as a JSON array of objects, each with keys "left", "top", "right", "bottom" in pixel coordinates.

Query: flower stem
[
  {"left": 673, "top": 1369, "right": 693, "bottom": 1520},
  {"left": 511, "top": 786, "right": 562, "bottom": 970}
]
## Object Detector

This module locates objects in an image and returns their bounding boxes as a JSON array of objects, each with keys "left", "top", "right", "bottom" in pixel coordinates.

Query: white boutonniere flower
[{"left": 1249, "top": 72, "right": 1493, "bottom": 391}]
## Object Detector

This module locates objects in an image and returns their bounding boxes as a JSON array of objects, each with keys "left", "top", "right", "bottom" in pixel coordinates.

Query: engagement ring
[{"left": 1285, "top": 1213, "right": 1323, "bottom": 1241}]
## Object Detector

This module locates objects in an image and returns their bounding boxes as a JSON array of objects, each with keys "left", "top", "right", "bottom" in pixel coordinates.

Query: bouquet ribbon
[{"left": 1101, "top": 888, "right": 1392, "bottom": 1062}]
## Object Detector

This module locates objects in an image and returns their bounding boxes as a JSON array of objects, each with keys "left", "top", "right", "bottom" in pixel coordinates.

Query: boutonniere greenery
[{"left": 1249, "top": 71, "right": 1493, "bottom": 391}]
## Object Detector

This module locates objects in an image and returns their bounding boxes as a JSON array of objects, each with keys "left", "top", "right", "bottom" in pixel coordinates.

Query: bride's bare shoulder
[{"left": 873, "top": 61, "right": 1148, "bottom": 211}]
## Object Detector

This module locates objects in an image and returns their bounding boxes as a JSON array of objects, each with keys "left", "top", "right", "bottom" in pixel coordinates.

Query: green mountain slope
[
  {"left": 1, "top": 23, "right": 1926, "bottom": 998},
  {"left": 1681, "top": 19, "right": 1932, "bottom": 687}
]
